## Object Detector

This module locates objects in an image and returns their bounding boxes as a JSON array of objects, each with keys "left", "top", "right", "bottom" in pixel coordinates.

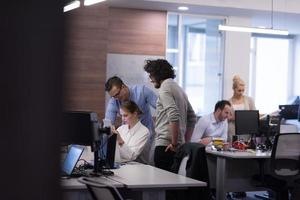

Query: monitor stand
[{"left": 248, "top": 133, "right": 257, "bottom": 149}]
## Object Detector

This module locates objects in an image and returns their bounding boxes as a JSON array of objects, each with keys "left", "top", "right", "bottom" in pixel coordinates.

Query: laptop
[{"left": 61, "top": 145, "right": 84, "bottom": 177}]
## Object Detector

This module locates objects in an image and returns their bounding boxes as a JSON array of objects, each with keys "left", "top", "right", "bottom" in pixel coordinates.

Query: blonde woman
[{"left": 228, "top": 75, "right": 256, "bottom": 141}]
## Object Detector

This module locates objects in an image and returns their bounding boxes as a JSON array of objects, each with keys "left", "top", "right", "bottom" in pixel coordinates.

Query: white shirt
[
  {"left": 232, "top": 103, "right": 246, "bottom": 110},
  {"left": 191, "top": 113, "right": 228, "bottom": 142},
  {"left": 115, "top": 121, "right": 149, "bottom": 163}
]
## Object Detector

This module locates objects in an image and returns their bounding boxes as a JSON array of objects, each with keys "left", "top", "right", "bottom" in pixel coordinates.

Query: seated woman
[{"left": 112, "top": 100, "right": 150, "bottom": 163}]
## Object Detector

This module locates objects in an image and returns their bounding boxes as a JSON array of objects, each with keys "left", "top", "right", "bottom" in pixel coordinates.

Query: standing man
[
  {"left": 144, "top": 59, "right": 197, "bottom": 171},
  {"left": 105, "top": 76, "right": 157, "bottom": 164},
  {"left": 191, "top": 100, "right": 231, "bottom": 145}
]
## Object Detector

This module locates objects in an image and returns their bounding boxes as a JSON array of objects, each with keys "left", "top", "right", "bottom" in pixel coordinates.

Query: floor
[{"left": 226, "top": 191, "right": 274, "bottom": 200}]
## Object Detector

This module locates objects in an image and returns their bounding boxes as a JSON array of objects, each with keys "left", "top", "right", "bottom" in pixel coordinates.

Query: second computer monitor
[{"left": 235, "top": 110, "right": 259, "bottom": 136}]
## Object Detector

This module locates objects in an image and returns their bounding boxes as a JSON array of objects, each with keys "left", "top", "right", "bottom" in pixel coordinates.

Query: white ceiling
[{"left": 106, "top": 0, "right": 300, "bottom": 35}]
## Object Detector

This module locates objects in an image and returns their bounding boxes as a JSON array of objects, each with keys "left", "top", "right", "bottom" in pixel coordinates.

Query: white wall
[
  {"left": 222, "top": 16, "right": 251, "bottom": 99},
  {"left": 294, "top": 36, "right": 300, "bottom": 96}
]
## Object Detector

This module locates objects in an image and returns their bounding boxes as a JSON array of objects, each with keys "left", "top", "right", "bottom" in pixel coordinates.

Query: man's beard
[{"left": 154, "top": 82, "right": 161, "bottom": 89}]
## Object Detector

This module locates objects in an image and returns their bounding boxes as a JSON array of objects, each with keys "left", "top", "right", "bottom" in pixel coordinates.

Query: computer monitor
[
  {"left": 235, "top": 110, "right": 259, "bottom": 136},
  {"left": 62, "top": 111, "right": 99, "bottom": 146},
  {"left": 62, "top": 111, "right": 115, "bottom": 173},
  {"left": 279, "top": 104, "right": 299, "bottom": 120},
  {"left": 99, "top": 134, "right": 117, "bottom": 169}
]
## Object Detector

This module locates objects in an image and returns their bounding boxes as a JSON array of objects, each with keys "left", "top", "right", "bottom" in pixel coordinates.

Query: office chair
[
  {"left": 171, "top": 142, "right": 210, "bottom": 200},
  {"left": 78, "top": 177, "right": 124, "bottom": 200},
  {"left": 268, "top": 133, "right": 300, "bottom": 200}
]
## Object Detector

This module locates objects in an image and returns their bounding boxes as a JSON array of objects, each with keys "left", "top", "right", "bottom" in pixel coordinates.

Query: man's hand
[
  {"left": 165, "top": 143, "right": 177, "bottom": 152},
  {"left": 200, "top": 137, "right": 212, "bottom": 145}
]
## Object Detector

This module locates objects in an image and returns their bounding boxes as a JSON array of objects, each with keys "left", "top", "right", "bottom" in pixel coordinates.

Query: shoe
[
  {"left": 232, "top": 192, "right": 246, "bottom": 198},
  {"left": 226, "top": 192, "right": 233, "bottom": 200}
]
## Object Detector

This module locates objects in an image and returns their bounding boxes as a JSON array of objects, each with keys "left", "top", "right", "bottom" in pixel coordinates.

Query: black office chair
[
  {"left": 267, "top": 133, "right": 300, "bottom": 200},
  {"left": 78, "top": 177, "right": 124, "bottom": 200},
  {"left": 171, "top": 142, "right": 210, "bottom": 200}
]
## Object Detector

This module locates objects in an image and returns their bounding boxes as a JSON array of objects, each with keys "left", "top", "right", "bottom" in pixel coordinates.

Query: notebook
[{"left": 61, "top": 145, "right": 84, "bottom": 177}]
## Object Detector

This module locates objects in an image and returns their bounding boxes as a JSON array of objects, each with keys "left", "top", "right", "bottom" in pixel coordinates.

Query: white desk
[
  {"left": 62, "top": 163, "right": 207, "bottom": 200},
  {"left": 283, "top": 119, "right": 300, "bottom": 132},
  {"left": 110, "top": 163, "right": 206, "bottom": 200},
  {"left": 206, "top": 147, "right": 271, "bottom": 200},
  {"left": 61, "top": 176, "right": 123, "bottom": 200}
]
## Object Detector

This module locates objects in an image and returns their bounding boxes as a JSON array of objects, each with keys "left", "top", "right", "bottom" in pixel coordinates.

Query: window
[
  {"left": 167, "top": 13, "right": 225, "bottom": 115},
  {"left": 250, "top": 35, "right": 294, "bottom": 114}
]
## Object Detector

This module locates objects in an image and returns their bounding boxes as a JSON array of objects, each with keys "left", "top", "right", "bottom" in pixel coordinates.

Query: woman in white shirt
[
  {"left": 228, "top": 75, "right": 256, "bottom": 141},
  {"left": 112, "top": 100, "right": 150, "bottom": 163}
]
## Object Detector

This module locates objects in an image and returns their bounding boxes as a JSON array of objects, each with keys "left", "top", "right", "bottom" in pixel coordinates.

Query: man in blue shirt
[
  {"left": 191, "top": 100, "right": 231, "bottom": 145},
  {"left": 105, "top": 76, "right": 157, "bottom": 163}
]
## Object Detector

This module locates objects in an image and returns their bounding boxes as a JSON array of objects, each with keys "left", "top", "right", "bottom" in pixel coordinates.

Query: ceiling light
[
  {"left": 218, "top": 25, "right": 288, "bottom": 35},
  {"left": 84, "top": 0, "right": 106, "bottom": 6},
  {"left": 63, "top": 0, "right": 80, "bottom": 12},
  {"left": 178, "top": 6, "right": 189, "bottom": 11},
  {"left": 219, "top": 0, "right": 288, "bottom": 36}
]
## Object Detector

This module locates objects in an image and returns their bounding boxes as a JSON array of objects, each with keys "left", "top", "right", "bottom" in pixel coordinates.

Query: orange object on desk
[{"left": 232, "top": 141, "right": 248, "bottom": 150}]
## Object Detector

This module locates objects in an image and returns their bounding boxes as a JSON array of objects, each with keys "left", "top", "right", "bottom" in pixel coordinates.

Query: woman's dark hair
[
  {"left": 105, "top": 76, "right": 124, "bottom": 92},
  {"left": 120, "top": 100, "right": 143, "bottom": 115},
  {"left": 144, "top": 59, "right": 175, "bottom": 82}
]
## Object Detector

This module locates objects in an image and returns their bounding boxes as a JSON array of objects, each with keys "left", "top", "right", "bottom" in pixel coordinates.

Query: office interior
[{"left": 2, "top": 0, "right": 300, "bottom": 199}]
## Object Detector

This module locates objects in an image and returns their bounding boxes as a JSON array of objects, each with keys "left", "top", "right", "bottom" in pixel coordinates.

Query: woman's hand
[
  {"left": 111, "top": 125, "right": 118, "bottom": 134},
  {"left": 111, "top": 125, "right": 124, "bottom": 146}
]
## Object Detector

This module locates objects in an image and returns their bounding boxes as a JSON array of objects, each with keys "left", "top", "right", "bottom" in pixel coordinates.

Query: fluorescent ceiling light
[
  {"left": 178, "top": 6, "right": 189, "bottom": 11},
  {"left": 84, "top": 0, "right": 106, "bottom": 6},
  {"left": 218, "top": 25, "right": 288, "bottom": 36},
  {"left": 63, "top": 0, "right": 80, "bottom": 12}
]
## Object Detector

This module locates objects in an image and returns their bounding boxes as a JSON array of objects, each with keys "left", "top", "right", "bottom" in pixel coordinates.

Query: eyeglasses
[{"left": 111, "top": 86, "right": 123, "bottom": 98}]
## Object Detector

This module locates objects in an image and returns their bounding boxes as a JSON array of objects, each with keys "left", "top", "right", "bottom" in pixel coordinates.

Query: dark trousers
[{"left": 154, "top": 146, "right": 175, "bottom": 172}]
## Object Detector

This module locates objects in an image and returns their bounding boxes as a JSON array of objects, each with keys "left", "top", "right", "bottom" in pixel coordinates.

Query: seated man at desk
[
  {"left": 191, "top": 100, "right": 231, "bottom": 145},
  {"left": 112, "top": 100, "right": 150, "bottom": 163}
]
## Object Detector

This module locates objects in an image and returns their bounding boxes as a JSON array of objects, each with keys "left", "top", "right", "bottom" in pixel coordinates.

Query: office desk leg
[
  {"left": 216, "top": 157, "right": 226, "bottom": 200},
  {"left": 142, "top": 190, "right": 165, "bottom": 200}
]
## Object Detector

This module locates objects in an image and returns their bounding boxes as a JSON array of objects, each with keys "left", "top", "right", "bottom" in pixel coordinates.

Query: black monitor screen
[
  {"left": 99, "top": 134, "right": 117, "bottom": 169},
  {"left": 62, "top": 111, "right": 99, "bottom": 146},
  {"left": 235, "top": 110, "right": 259, "bottom": 135},
  {"left": 279, "top": 104, "right": 299, "bottom": 120}
]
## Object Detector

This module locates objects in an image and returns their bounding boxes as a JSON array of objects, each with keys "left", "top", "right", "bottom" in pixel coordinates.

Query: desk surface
[
  {"left": 110, "top": 163, "right": 207, "bottom": 188},
  {"left": 62, "top": 163, "right": 206, "bottom": 190},
  {"left": 61, "top": 175, "right": 123, "bottom": 190},
  {"left": 206, "top": 147, "right": 271, "bottom": 200},
  {"left": 206, "top": 147, "right": 271, "bottom": 159}
]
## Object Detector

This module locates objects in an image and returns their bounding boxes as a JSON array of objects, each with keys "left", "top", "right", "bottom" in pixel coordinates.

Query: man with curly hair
[{"left": 144, "top": 59, "right": 197, "bottom": 171}]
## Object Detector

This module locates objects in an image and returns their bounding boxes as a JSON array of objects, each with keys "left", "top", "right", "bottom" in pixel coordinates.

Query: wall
[
  {"left": 63, "top": 6, "right": 166, "bottom": 118},
  {"left": 64, "top": 4, "right": 109, "bottom": 118},
  {"left": 223, "top": 16, "right": 252, "bottom": 99},
  {"left": 294, "top": 35, "right": 300, "bottom": 95},
  {"left": 1, "top": 1, "right": 63, "bottom": 199},
  {"left": 108, "top": 8, "right": 166, "bottom": 55}
]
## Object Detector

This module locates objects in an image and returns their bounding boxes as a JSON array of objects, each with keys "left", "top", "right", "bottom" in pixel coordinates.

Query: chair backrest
[
  {"left": 78, "top": 177, "right": 124, "bottom": 200},
  {"left": 271, "top": 133, "right": 300, "bottom": 178},
  {"left": 178, "top": 155, "right": 189, "bottom": 176}
]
